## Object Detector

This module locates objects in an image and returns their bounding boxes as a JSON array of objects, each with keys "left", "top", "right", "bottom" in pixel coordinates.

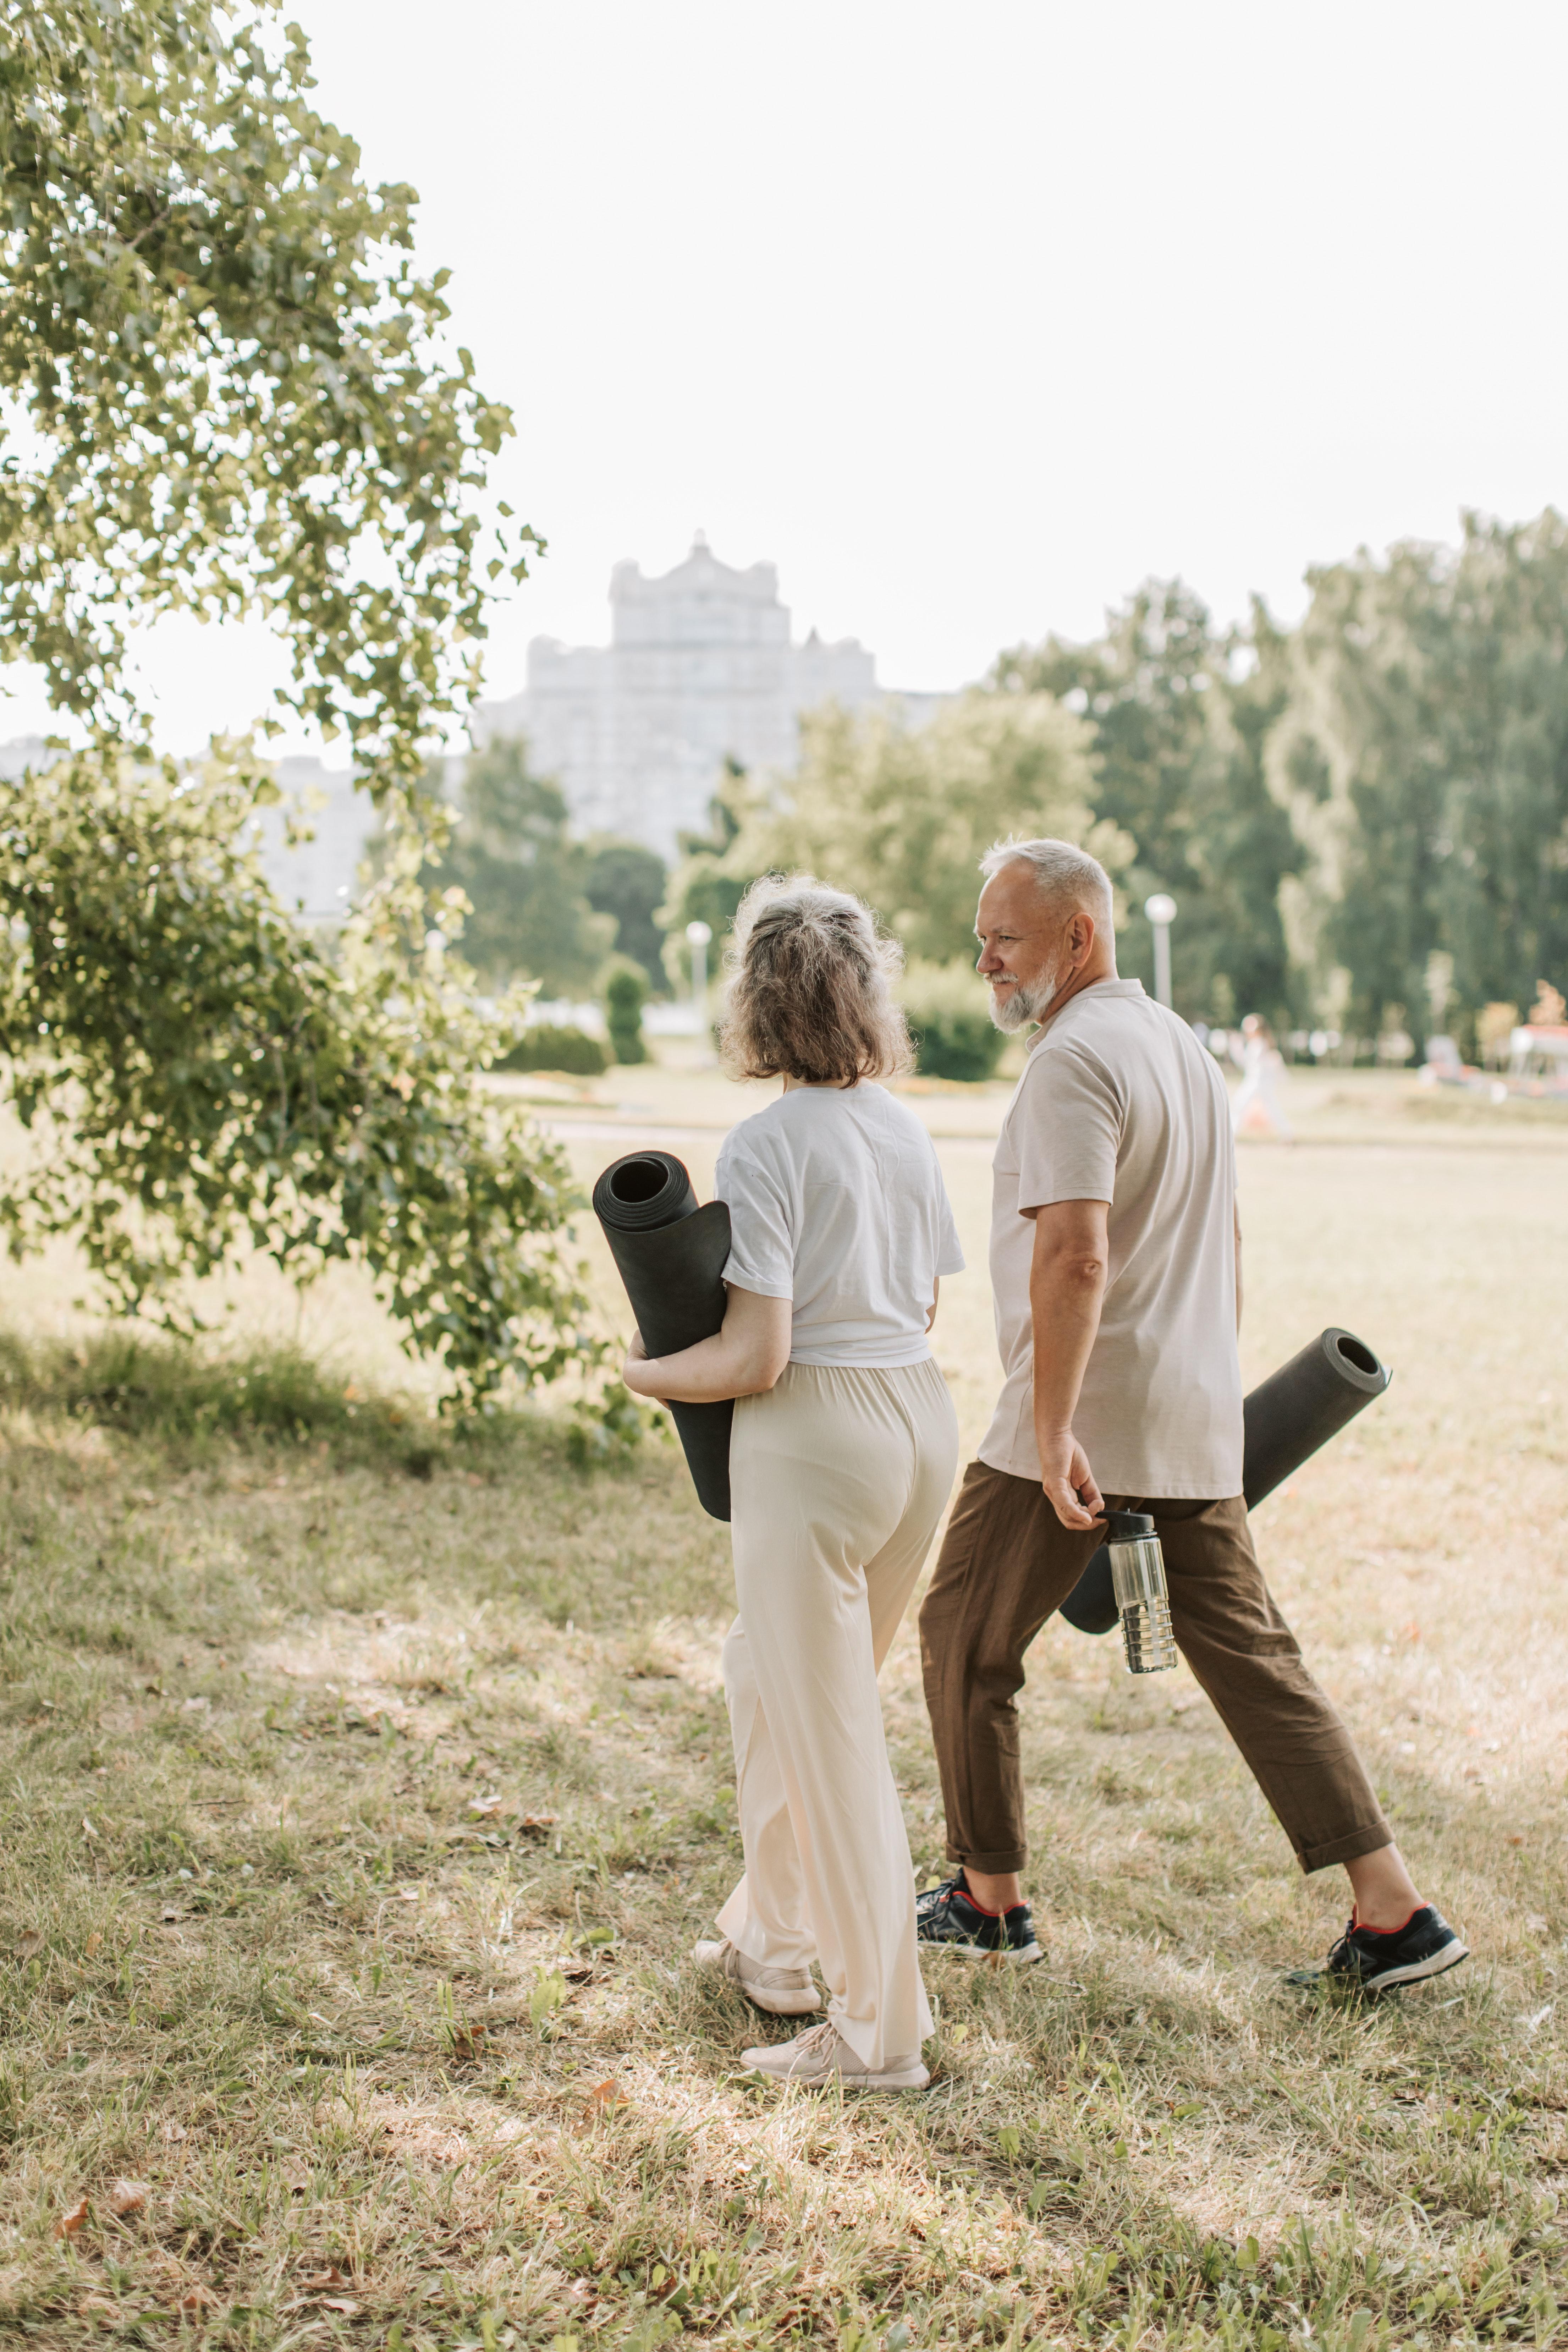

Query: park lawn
[{"left": 1, "top": 1086, "right": 1567, "bottom": 2350}]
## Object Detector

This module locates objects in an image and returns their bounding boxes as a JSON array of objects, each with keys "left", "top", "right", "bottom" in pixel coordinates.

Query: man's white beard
[{"left": 989, "top": 962, "right": 1062, "bottom": 1034}]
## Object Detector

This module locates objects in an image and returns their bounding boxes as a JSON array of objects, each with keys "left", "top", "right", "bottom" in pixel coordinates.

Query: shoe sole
[
  {"left": 1360, "top": 1939, "right": 1470, "bottom": 1993},
  {"left": 918, "top": 1936, "right": 1042, "bottom": 1965},
  {"left": 1288, "top": 1939, "right": 1470, "bottom": 1994},
  {"left": 744, "top": 2060, "right": 930, "bottom": 2090}
]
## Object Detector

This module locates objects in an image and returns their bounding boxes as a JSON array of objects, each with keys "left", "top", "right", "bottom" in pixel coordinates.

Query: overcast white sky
[{"left": 8, "top": 0, "right": 1568, "bottom": 753}]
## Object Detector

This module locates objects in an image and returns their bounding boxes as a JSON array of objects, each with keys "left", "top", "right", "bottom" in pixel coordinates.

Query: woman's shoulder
[{"left": 717, "top": 1094, "right": 797, "bottom": 1178}]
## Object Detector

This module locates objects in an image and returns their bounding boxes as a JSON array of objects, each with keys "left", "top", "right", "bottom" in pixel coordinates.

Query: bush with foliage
[
  {"left": 901, "top": 960, "right": 1007, "bottom": 1083},
  {"left": 0, "top": 750, "right": 599, "bottom": 1406},
  {"left": 496, "top": 1025, "right": 608, "bottom": 1078},
  {"left": 604, "top": 959, "right": 650, "bottom": 1065}
]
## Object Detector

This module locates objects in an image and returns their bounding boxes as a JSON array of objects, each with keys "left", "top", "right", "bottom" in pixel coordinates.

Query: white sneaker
[
  {"left": 692, "top": 1937, "right": 821, "bottom": 2016},
  {"left": 741, "top": 2019, "right": 930, "bottom": 2091}
]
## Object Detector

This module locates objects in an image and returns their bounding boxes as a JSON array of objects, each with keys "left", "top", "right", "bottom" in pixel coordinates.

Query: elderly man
[{"left": 916, "top": 837, "right": 1466, "bottom": 1991}]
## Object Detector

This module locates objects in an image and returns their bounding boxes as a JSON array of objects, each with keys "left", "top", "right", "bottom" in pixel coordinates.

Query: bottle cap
[{"left": 1102, "top": 1509, "right": 1156, "bottom": 1542}]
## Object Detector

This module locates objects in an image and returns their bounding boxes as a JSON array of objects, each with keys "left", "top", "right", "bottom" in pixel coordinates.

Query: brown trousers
[{"left": 918, "top": 1462, "right": 1391, "bottom": 1876}]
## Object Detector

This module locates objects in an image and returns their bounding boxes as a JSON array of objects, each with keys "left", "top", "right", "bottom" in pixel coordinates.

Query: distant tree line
[
  {"left": 654, "top": 508, "right": 1568, "bottom": 1058},
  {"left": 444, "top": 509, "right": 1568, "bottom": 1062}
]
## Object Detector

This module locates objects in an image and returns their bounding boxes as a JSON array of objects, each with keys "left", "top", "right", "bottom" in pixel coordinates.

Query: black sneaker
[
  {"left": 915, "top": 1873, "right": 1042, "bottom": 1964},
  {"left": 1288, "top": 1905, "right": 1469, "bottom": 1994}
]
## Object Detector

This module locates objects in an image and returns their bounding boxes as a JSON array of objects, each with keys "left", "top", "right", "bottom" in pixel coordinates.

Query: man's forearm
[{"left": 1029, "top": 1248, "right": 1107, "bottom": 1457}]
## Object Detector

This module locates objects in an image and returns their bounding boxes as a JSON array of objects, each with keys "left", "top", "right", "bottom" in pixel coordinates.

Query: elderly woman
[{"left": 622, "top": 877, "right": 962, "bottom": 2089}]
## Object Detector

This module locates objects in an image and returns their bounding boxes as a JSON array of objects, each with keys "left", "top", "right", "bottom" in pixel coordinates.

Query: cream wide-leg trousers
[{"left": 714, "top": 1358, "right": 959, "bottom": 2072}]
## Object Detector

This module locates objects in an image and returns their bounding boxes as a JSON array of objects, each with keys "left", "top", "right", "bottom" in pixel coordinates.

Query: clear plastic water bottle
[{"left": 1104, "top": 1510, "right": 1178, "bottom": 1673}]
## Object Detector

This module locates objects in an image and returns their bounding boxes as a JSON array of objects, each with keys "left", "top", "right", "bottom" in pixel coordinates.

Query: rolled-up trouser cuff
[
  {"left": 1294, "top": 1821, "right": 1393, "bottom": 1876},
  {"left": 946, "top": 1842, "right": 1027, "bottom": 1875}
]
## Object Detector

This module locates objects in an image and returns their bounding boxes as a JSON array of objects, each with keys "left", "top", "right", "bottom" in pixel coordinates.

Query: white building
[{"left": 475, "top": 535, "right": 946, "bottom": 855}]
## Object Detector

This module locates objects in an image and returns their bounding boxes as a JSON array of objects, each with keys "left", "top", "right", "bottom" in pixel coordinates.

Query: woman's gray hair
[
  {"left": 718, "top": 874, "right": 913, "bottom": 1086},
  {"left": 979, "top": 836, "right": 1113, "bottom": 929}
]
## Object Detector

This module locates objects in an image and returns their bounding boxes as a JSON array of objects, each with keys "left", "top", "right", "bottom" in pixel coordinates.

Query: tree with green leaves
[
  {"left": 993, "top": 582, "right": 1299, "bottom": 1024},
  {"left": 1269, "top": 512, "right": 1568, "bottom": 1038},
  {"left": 739, "top": 690, "right": 1123, "bottom": 967},
  {"left": 584, "top": 840, "right": 670, "bottom": 991},
  {"left": 0, "top": 2, "right": 626, "bottom": 1422},
  {"left": 1, "top": 0, "right": 531, "bottom": 793},
  {"left": 427, "top": 737, "right": 614, "bottom": 996},
  {"left": 657, "top": 760, "right": 765, "bottom": 993}
]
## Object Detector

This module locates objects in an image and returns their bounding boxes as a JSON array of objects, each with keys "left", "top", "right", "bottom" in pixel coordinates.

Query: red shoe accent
[
  {"left": 1357, "top": 1905, "right": 1424, "bottom": 1939},
  {"left": 955, "top": 1873, "right": 1002, "bottom": 1919}
]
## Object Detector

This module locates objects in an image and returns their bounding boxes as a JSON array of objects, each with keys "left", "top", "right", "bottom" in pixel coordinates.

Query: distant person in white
[
  {"left": 1231, "top": 1012, "right": 1294, "bottom": 1140},
  {"left": 621, "top": 878, "right": 962, "bottom": 2090}
]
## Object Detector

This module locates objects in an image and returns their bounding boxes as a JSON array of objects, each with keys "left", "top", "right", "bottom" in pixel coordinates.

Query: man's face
[{"left": 975, "top": 865, "right": 1073, "bottom": 1033}]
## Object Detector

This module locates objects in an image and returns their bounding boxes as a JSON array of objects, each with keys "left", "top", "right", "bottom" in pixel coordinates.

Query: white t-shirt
[
  {"left": 978, "top": 978, "right": 1243, "bottom": 1498},
  {"left": 715, "top": 1082, "right": 965, "bottom": 1367}
]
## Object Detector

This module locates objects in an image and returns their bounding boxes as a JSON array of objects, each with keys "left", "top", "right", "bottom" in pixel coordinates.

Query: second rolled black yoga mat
[
  {"left": 592, "top": 1150, "right": 734, "bottom": 1522},
  {"left": 1059, "top": 1326, "right": 1392, "bottom": 1636}
]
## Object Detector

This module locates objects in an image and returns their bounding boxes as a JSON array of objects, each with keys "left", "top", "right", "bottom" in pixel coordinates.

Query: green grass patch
[{"left": 0, "top": 1306, "right": 1564, "bottom": 2347}]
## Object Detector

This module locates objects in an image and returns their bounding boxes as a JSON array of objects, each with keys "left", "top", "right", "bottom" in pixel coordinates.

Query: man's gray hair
[{"left": 979, "top": 836, "right": 1114, "bottom": 930}]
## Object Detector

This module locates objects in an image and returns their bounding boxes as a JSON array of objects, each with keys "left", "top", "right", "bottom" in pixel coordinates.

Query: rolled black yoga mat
[
  {"left": 592, "top": 1150, "right": 735, "bottom": 1523},
  {"left": 1059, "top": 1326, "right": 1392, "bottom": 1636}
]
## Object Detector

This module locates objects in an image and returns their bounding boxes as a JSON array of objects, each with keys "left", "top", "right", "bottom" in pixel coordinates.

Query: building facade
[{"left": 475, "top": 535, "right": 945, "bottom": 854}]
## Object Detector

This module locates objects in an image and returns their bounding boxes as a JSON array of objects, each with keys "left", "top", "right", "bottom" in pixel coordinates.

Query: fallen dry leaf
[
  {"left": 178, "top": 2285, "right": 215, "bottom": 2313},
  {"left": 518, "top": 1813, "right": 558, "bottom": 1836},
  {"left": 468, "top": 1793, "right": 506, "bottom": 1815},
  {"left": 159, "top": 2119, "right": 187, "bottom": 2143},
  {"left": 159, "top": 1907, "right": 181, "bottom": 1924},
  {"left": 450, "top": 2024, "right": 486, "bottom": 2063},
  {"left": 586, "top": 2078, "right": 626, "bottom": 2109},
  {"left": 322, "top": 2298, "right": 360, "bottom": 2316},
  {"left": 15, "top": 1929, "right": 42, "bottom": 1958},
  {"left": 84, "top": 1931, "right": 103, "bottom": 1957},
  {"left": 55, "top": 2195, "right": 90, "bottom": 2239},
  {"left": 108, "top": 2180, "right": 148, "bottom": 2218},
  {"left": 301, "top": 2267, "right": 355, "bottom": 2292},
  {"left": 81, "top": 1816, "right": 99, "bottom": 1841}
]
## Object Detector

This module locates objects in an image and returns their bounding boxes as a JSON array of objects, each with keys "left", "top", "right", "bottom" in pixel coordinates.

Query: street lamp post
[
  {"left": 685, "top": 919, "right": 712, "bottom": 1030},
  {"left": 1144, "top": 893, "right": 1177, "bottom": 1009}
]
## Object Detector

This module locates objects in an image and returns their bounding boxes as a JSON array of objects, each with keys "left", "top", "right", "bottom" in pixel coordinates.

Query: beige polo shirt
[{"left": 978, "top": 977, "right": 1243, "bottom": 1499}]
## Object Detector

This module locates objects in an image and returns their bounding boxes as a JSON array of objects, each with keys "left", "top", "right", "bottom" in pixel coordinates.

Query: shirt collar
[{"left": 1025, "top": 976, "right": 1145, "bottom": 1048}]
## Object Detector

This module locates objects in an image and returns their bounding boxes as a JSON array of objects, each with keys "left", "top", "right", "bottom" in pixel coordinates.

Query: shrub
[
  {"left": 496, "top": 1025, "right": 607, "bottom": 1077},
  {"left": 0, "top": 751, "right": 594, "bottom": 1405},
  {"left": 604, "top": 959, "right": 649, "bottom": 1065},
  {"left": 901, "top": 959, "right": 1006, "bottom": 1082}
]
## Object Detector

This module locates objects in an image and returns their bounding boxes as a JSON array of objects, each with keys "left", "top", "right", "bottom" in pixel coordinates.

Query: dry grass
[{"left": 1, "top": 1069, "right": 1566, "bottom": 2350}]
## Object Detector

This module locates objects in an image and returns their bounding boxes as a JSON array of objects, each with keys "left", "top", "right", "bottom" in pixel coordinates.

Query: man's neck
[{"left": 1036, "top": 952, "right": 1118, "bottom": 1031}]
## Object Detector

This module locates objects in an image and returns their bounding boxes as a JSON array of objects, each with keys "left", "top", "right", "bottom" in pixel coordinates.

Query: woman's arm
[
  {"left": 926, "top": 1275, "right": 941, "bottom": 1332},
  {"left": 621, "top": 1283, "right": 792, "bottom": 1404}
]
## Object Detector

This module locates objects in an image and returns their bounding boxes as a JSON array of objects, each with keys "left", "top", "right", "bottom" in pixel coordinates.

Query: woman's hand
[
  {"left": 622, "top": 1331, "right": 666, "bottom": 1401},
  {"left": 621, "top": 1286, "right": 792, "bottom": 1404}
]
